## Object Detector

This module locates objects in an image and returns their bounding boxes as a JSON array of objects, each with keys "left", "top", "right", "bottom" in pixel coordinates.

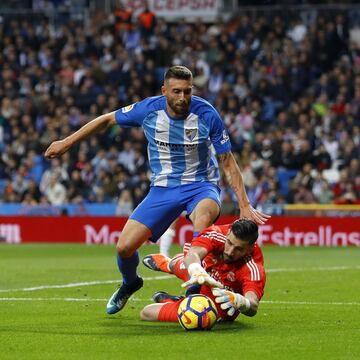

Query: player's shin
[{"left": 117, "top": 251, "right": 140, "bottom": 284}]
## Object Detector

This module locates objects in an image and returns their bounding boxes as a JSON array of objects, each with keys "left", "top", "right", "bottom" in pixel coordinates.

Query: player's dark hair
[
  {"left": 231, "top": 219, "right": 258, "bottom": 245},
  {"left": 164, "top": 66, "right": 193, "bottom": 82}
]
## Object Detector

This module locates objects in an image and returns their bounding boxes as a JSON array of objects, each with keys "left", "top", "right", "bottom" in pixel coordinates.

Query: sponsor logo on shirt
[
  {"left": 220, "top": 130, "right": 230, "bottom": 145},
  {"left": 155, "top": 128, "right": 167, "bottom": 134},
  {"left": 155, "top": 140, "right": 198, "bottom": 150},
  {"left": 121, "top": 104, "right": 134, "bottom": 113}
]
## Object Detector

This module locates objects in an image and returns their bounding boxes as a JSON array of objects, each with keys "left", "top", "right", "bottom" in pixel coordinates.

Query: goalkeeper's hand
[
  {"left": 181, "top": 263, "right": 224, "bottom": 289},
  {"left": 212, "top": 288, "right": 250, "bottom": 316}
]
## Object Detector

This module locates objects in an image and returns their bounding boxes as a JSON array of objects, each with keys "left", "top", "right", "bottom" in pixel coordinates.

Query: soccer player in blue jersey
[{"left": 45, "top": 66, "right": 270, "bottom": 315}]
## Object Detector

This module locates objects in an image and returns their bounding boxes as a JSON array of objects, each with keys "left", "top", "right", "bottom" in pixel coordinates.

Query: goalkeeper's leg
[
  {"left": 140, "top": 301, "right": 181, "bottom": 322},
  {"left": 170, "top": 254, "right": 202, "bottom": 295}
]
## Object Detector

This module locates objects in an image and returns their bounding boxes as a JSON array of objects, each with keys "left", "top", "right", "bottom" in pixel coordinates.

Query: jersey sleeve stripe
[
  {"left": 206, "top": 231, "right": 226, "bottom": 237},
  {"left": 202, "top": 231, "right": 226, "bottom": 243},
  {"left": 246, "top": 258, "right": 260, "bottom": 281},
  {"left": 250, "top": 259, "right": 260, "bottom": 280},
  {"left": 246, "top": 262, "right": 256, "bottom": 281}
]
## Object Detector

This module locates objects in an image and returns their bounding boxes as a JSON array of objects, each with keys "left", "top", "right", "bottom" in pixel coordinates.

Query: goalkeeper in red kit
[{"left": 140, "top": 218, "right": 266, "bottom": 322}]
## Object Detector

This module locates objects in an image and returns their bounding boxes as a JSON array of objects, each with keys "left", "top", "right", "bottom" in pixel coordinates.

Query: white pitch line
[
  {"left": 0, "top": 298, "right": 359, "bottom": 306},
  {"left": 0, "top": 275, "right": 173, "bottom": 293},
  {"left": 0, "top": 297, "right": 108, "bottom": 302},
  {"left": 0, "top": 297, "right": 148, "bottom": 302},
  {"left": 0, "top": 265, "right": 359, "bottom": 294},
  {"left": 262, "top": 300, "right": 360, "bottom": 306},
  {"left": 267, "top": 265, "right": 360, "bottom": 273},
  {"left": 0, "top": 297, "right": 149, "bottom": 302}
]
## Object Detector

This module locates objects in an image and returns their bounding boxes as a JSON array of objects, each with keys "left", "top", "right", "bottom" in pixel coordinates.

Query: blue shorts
[{"left": 130, "top": 182, "right": 221, "bottom": 242}]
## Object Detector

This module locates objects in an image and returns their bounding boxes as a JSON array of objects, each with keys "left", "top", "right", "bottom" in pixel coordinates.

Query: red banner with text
[{"left": 0, "top": 216, "right": 359, "bottom": 247}]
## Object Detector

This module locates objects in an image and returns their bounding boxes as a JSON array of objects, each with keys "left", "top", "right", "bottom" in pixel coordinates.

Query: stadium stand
[{"left": 0, "top": 4, "right": 359, "bottom": 215}]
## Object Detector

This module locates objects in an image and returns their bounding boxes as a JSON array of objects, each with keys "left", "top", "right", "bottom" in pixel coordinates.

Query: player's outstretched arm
[
  {"left": 44, "top": 111, "right": 117, "bottom": 159},
  {"left": 182, "top": 246, "right": 223, "bottom": 289},
  {"left": 212, "top": 288, "right": 259, "bottom": 317},
  {"left": 217, "top": 151, "right": 271, "bottom": 225}
]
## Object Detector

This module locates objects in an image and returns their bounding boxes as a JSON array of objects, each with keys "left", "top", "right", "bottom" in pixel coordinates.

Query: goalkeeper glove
[
  {"left": 181, "top": 263, "right": 223, "bottom": 289},
  {"left": 212, "top": 288, "right": 250, "bottom": 316}
]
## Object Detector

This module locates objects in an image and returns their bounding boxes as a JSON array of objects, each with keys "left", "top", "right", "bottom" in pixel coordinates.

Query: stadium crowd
[{"left": 0, "top": 7, "right": 359, "bottom": 215}]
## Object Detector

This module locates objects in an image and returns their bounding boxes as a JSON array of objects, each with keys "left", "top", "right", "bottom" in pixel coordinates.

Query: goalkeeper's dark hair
[
  {"left": 231, "top": 219, "right": 259, "bottom": 245},
  {"left": 164, "top": 65, "right": 193, "bottom": 82}
]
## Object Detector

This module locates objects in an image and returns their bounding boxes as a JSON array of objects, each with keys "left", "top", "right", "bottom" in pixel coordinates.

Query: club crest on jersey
[
  {"left": 122, "top": 104, "right": 134, "bottom": 113},
  {"left": 226, "top": 272, "right": 236, "bottom": 282},
  {"left": 185, "top": 128, "right": 197, "bottom": 141}
]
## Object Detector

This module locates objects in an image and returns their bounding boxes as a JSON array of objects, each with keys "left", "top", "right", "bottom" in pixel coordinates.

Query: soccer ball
[{"left": 177, "top": 294, "right": 218, "bottom": 331}]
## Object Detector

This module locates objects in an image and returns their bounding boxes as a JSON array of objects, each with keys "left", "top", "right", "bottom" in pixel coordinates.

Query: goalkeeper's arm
[
  {"left": 182, "top": 246, "right": 223, "bottom": 288},
  {"left": 183, "top": 246, "right": 208, "bottom": 269},
  {"left": 241, "top": 291, "right": 259, "bottom": 317},
  {"left": 212, "top": 288, "right": 260, "bottom": 317}
]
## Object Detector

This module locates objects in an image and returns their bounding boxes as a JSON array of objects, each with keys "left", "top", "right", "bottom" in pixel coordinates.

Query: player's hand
[
  {"left": 181, "top": 263, "right": 223, "bottom": 289},
  {"left": 44, "top": 140, "right": 71, "bottom": 159},
  {"left": 239, "top": 203, "right": 271, "bottom": 225},
  {"left": 212, "top": 288, "right": 250, "bottom": 316}
]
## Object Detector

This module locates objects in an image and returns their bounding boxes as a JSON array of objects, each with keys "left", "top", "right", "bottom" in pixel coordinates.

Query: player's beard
[
  {"left": 222, "top": 253, "right": 233, "bottom": 264},
  {"left": 168, "top": 98, "right": 190, "bottom": 117}
]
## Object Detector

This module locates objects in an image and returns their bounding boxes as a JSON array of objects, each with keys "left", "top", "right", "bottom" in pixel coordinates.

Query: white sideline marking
[
  {"left": 0, "top": 275, "right": 172, "bottom": 293},
  {"left": 0, "top": 265, "right": 358, "bottom": 294},
  {"left": 0, "top": 298, "right": 359, "bottom": 306}
]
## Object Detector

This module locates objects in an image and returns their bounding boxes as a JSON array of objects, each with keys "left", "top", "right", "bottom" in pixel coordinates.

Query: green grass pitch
[{"left": 0, "top": 243, "right": 359, "bottom": 360}]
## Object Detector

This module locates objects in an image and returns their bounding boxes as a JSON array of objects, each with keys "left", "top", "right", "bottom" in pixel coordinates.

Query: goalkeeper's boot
[
  {"left": 106, "top": 276, "right": 143, "bottom": 314},
  {"left": 142, "top": 254, "right": 172, "bottom": 273},
  {"left": 152, "top": 291, "right": 184, "bottom": 304}
]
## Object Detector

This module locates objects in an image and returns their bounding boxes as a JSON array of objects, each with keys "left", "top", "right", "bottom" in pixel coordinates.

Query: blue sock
[{"left": 116, "top": 251, "right": 139, "bottom": 285}]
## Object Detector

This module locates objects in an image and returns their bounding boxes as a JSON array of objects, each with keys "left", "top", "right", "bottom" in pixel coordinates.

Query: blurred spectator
[
  {"left": 12, "top": 174, "right": 29, "bottom": 200},
  {"left": 40, "top": 158, "right": 69, "bottom": 194},
  {"left": 220, "top": 191, "right": 237, "bottom": 215},
  {"left": 316, "top": 180, "right": 334, "bottom": 204},
  {"left": 22, "top": 179, "right": 41, "bottom": 203},
  {"left": 0, "top": 7, "right": 359, "bottom": 211},
  {"left": 137, "top": 2, "right": 156, "bottom": 37},
  {"left": 118, "top": 140, "right": 136, "bottom": 173},
  {"left": 116, "top": 189, "right": 134, "bottom": 216},
  {"left": 294, "top": 185, "right": 316, "bottom": 204},
  {"left": 312, "top": 143, "right": 332, "bottom": 171},
  {"left": 45, "top": 174, "right": 67, "bottom": 205},
  {"left": 287, "top": 18, "right": 307, "bottom": 43},
  {"left": 114, "top": 2, "right": 133, "bottom": 31}
]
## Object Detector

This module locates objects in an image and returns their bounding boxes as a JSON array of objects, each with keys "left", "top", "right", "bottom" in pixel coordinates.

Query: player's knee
[
  {"left": 116, "top": 243, "right": 134, "bottom": 258},
  {"left": 196, "top": 212, "right": 215, "bottom": 227},
  {"left": 139, "top": 308, "right": 149, "bottom": 321},
  {"left": 140, "top": 306, "right": 155, "bottom": 321}
]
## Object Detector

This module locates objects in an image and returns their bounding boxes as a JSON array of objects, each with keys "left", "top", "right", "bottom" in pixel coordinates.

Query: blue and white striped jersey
[{"left": 115, "top": 95, "right": 231, "bottom": 187}]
